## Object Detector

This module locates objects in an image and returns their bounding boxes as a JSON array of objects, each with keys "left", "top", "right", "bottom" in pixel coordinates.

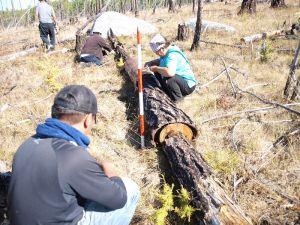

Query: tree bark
[
  {"left": 191, "top": 0, "right": 202, "bottom": 51},
  {"left": 271, "top": 0, "right": 286, "bottom": 7},
  {"left": 75, "top": 0, "right": 112, "bottom": 52},
  {"left": 177, "top": 23, "right": 189, "bottom": 41},
  {"left": 192, "top": 0, "right": 195, "bottom": 12},
  {"left": 10, "top": 0, "right": 16, "bottom": 25},
  {"left": 284, "top": 40, "right": 300, "bottom": 100},
  {"left": 238, "top": 0, "right": 257, "bottom": 15},
  {"left": 134, "top": 0, "right": 139, "bottom": 17},
  {"left": 108, "top": 30, "right": 253, "bottom": 225},
  {"left": 168, "top": 0, "right": 175, "bottom": 12}
]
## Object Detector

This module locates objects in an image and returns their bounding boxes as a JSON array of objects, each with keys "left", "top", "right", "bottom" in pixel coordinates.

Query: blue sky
[{"left": 1, "top": 0, "right": 37, "bottom": 10}]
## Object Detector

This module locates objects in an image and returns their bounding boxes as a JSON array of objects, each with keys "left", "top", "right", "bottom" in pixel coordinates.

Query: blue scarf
[{"left": 35, "top": 118, "right": 90, "bottom": 149}]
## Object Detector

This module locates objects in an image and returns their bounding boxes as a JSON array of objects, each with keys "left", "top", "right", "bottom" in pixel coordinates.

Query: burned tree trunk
[
  {"left": 284, "top": 40, "right": 300, "bottom": 100},
  {"left": 168, "top": 0, "right": 176, "bottom": 12},
  {"left": 75, "top": 0, "right": 112, "bottom": 52},
  {"left": 108, "top": 29, "right": 253, "bottom": 225},
  {"left": 238, "top": 0, "right": 257, "bottom": 15},
  {"left": 271, "top": 0, "right": 286, "bottom": 7},
  {"left": 177, "top": 23, "right": 189, "bottom": 41},
  {"left": 134, "top": 0, "right": 139, "bottom": 17},
  {"left": 191, "top": 0, "right": 202, "bottom": 51}
]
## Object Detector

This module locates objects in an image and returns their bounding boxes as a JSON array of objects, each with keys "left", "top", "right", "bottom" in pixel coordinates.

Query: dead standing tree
[
  {"left": 168, "top": 0, "right": 176, "bottom": 12},
  {"left": 238, "top": 0, "right": 257, "bottom": 15},
  {"left": 191, "top": 0, "right": 202, "bottom": 50},
  {"left": 284, "top": 40, "right": 300, "bottom": 100},
  {"left": 271, "top": 0, "right": 286, "bottom": 7},
  {"left": 108, "top": 29, "right": 253, "bottom": 225},
  {"left": 75, "top": 0, "right": 112, "bottom": 55}
]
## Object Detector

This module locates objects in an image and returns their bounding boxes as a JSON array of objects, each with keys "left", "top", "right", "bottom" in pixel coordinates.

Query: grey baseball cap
[{"left": 52, "top": 85, "right": 98, "bottom": 115}]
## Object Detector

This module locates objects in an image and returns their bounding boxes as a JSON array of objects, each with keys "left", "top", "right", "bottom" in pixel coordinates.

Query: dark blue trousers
[
  {"left": 79, "top": 55, "right": 102, "bottom": 66},
  {"left": 39, "top": 22, "right": 56, "bottom": 47}
]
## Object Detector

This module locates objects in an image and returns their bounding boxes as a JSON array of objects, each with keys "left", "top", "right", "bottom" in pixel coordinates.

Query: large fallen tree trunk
[
  {"left": 0, "top": 37, "right": 75, "bottom": 63},
  {"left": 108, "top": 30, "right": 253, "bottom": 225},
  {"left": 241, "top": 30, "right": 283, "bottom": 43}
]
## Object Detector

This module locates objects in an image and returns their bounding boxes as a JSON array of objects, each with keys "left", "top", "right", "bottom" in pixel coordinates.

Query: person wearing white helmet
[
  {"left": 79, "top": 29, "right": 112, "bottom": 66},
  {"left": 145, "top": 34, "right": 197, "bottom": 101}
]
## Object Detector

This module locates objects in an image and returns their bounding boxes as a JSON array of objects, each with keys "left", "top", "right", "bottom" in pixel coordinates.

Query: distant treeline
[{"left": 0, "top": 0, "right": 197, "bottom": 28}]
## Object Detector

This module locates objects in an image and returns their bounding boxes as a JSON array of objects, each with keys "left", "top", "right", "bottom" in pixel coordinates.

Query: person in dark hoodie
[
  {"left": 79, "top": 29, "right": 112, "bottom": 66},
  {"left": 8, "top": 85, "right": 140, "bottom": 225}
]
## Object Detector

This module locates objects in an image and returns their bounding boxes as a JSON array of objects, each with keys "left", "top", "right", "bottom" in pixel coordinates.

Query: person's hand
[
  {"left": 100, "top": 161, "right": 118, "bottom": 178},
  {"left": 150, "top": 66, "right": 158, "bottom": 73},
  {"left": 34, "top": 21, "right": 39, "bottom": 27}
]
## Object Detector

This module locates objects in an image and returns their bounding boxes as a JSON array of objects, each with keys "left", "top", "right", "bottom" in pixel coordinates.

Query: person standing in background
[{"left": 36, "top": 0, "right": 57, "bottom": 50}]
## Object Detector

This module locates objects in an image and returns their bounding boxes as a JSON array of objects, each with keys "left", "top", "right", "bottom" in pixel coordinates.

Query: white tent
[{"left": 92, "top": 11, "right": 157, "bottom": 38}]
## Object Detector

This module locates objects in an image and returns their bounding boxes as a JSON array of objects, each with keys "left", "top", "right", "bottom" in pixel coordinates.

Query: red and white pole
[{"left": 137, "top": 28, "right": 145, "bottom": 149}]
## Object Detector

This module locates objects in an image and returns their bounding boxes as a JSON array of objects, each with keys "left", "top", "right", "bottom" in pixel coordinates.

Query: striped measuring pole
[{"left": 137, "top": 28, "right": 145, "bottom": 149}]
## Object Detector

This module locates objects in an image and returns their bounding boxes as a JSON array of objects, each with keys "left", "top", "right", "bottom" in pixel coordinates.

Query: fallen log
[
  {"left": 108, "top": 29, "right": 253, "bottom": 225},
  {"left": 241, "top": 30, "right": 283, "bottom": 43},
  {"left": 0, "top": 37, "right": 75, "bottom": 63}
]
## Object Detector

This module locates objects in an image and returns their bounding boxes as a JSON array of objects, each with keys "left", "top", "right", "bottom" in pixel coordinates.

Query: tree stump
[
  {"left": 271, "top": 0, "right": 286, "bottom": 7},
  {"left": 75, "top": 33, "right": 87, "bottom": 56},
  {"left": 238, "top": 0, "right": 257, "bottom": 15},
  {"left": 177, "top": 23, "right": 189, "bottom": 41}
]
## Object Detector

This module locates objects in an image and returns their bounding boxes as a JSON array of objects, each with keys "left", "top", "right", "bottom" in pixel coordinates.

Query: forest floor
[{"left": 0, "top": 0, "right": 299, "bottom": 224}]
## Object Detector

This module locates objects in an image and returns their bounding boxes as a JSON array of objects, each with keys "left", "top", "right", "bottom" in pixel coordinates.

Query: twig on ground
[
  {"left": 236, "top": 86, "right": 300, "bottom": 116},
  {"left": 243, "top": 83, "right": 269, "bottom": 91},
  {"left": 200, "top": 39, "right": 245, "bottom": 49},
  {"left": 232, "top": 172, "right": 243, "bottom": 203},
  {"left": 196, "top": 64, "right": 234, "bottom": 91},
  {"left": 230, "top": 66, "right": 247, "bottom": 78},
  {"left": 2, "top": 85, "right": 17, "bottom": 96},
  {"left": 201, "top": 103, "right": 300, "bottom": 124},
  {"left": 220, "top": 57, "right": 237, "bottom": 98},
  {"left": 255, "top": 124, "right": 300, "bottom": 174},
  {"left": 252, "top": 177, "right": 300, "bottom": 204},
  {"left": 232, "top": 118, "right": 246, "bottom": 151}
]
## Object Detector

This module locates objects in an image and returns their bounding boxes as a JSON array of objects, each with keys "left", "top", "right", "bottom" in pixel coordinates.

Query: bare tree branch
[{"left": 201, "top": 103, "right": 300, "bottom": 124}]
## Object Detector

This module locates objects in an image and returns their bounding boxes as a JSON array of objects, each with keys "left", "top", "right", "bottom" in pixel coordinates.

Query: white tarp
[
  {"left": 92, "top": 11, "right": 157, "bottom": 38},
  {"left": 187, "top": 18, "right": 236, "bottom": 33}
]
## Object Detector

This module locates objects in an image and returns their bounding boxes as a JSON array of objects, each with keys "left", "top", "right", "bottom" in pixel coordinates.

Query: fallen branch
[
  {"left": 0, "top": 47, "right": 38, "bottom": 63},
  {"left": 241, "top": 30, "right": 283, "bottom": 43},
  {"left": 255, "top": 124, "right": 300, "bottom": 173},
  {"left": 200, "top": 39, "right": 245, "bottom": 49},
  {"left": 201, "top": 103, "right": 300, "bottom": 124},
  {"left": 196, "top": 64, "right": 234, "bottom": 90},
  {"left": 232, "top": 173, "right": 243, "bottom": 203},
  {"left": 243, "top": 83, "right": 269, "bottom": 91},
  {"left": 252, "top": 177, "right": 299, "bottom": 204},
  {"left": 220, "top": 57, "right": 237, "bottom": 98},
  {"left": 232, "top": 118, "right": 246, "bottom": 151},
  {"left": 230, "top": 66, "right": 247, "bottom": 77},
  {"left": 236, "top": 86, "right": 300, "bottom": 116}
]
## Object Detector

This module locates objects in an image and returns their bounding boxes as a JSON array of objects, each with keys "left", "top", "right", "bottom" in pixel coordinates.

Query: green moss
[
  {"left": 152, "top": 183, "right": 197, "bottom": 224},
  {"left": 175, "top": 187, "right": 197, "bottom": 222},
  {"left": 204, "top": 149, "right": 239, "bottom": 174},
  {"left": 152, "top": 182, "right": 174, "bottom": 225}
]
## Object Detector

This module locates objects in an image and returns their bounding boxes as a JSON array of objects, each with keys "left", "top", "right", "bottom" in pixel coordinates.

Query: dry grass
[{"left": 0, "top": 0, "right": 299, "bottom": 224}]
